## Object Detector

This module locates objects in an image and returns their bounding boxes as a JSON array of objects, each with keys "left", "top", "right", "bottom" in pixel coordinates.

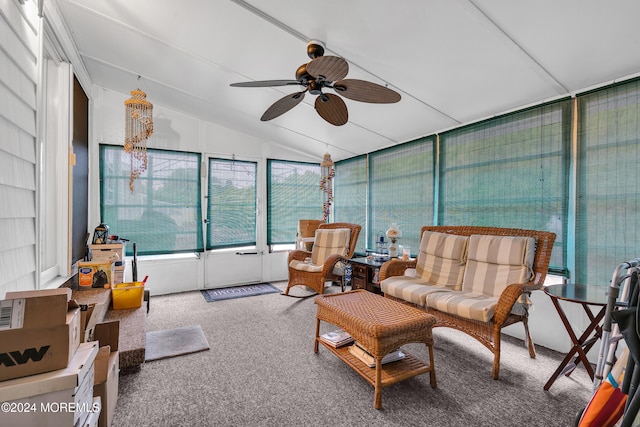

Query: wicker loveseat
[{"left": 379, "top": 225, "right": 556, "bottom": 379}]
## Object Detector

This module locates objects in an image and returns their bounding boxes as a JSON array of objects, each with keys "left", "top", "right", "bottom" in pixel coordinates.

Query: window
[
  {"left": 439, "top": 100, "right": 570, "bottom": 274},
  {"left": 334, "top": 155, "right": 367, "bottom": 254},
  {"left": 368, "top": 138, "right": 435, "bottom": 252},
  {"left": 576, "top": 80, "right": 640, "bottom": 284},
  {"left": 206, "top": 158, "right": 257, "bottom": 249},
  {"left": 99, "top": 145, "right": 203, "bottom": 256},
  {"left": 267, "top": 159, "right": 323, "bottom": 246}
]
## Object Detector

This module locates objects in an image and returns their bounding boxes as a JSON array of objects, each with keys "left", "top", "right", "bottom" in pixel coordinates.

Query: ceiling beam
[{"left": 460, "top": 0, "right": 568, "bottom": 94}]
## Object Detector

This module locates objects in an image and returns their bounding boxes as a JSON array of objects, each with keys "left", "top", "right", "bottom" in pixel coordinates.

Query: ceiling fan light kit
[{"left": 230, "top": 40, "right": 400, "bottom": 126}]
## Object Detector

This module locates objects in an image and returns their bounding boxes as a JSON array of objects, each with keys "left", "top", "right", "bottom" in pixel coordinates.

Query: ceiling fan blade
[
  {"left": 306, "top": 56, "right": 349, "bottom": 81},
  {"left": 333, "top": 79, "right": 401, "bottom": 103},
  {"left": 315, "top": 93, "right": 348, "bottom": 126},
  {"left": 260, "top": 91, "right": 306, "bottom": 121},
  {"left": 230, "top": 80, "right": 300, "bottom": 88}
]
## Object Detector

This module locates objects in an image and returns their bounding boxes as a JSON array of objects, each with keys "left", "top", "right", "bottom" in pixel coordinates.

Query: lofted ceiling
[{"left": 52, "top": 0, "right": 640, "bottom": 161}]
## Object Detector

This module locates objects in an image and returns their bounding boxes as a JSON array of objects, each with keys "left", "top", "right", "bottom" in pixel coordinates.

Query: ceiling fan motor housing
[
  {"left": 296, "top": 63, "right": 312, "bottom": 84},
  {"left": 307, "top": 40, "right": 325, "bottom": 59}
]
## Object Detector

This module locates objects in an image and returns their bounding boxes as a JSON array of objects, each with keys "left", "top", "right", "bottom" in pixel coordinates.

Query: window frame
[{"left": 206, "top": 157, "right": 257, "bottom": 250}]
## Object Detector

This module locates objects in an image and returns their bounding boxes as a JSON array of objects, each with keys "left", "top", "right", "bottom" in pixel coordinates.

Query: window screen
[
  {"left": 267, "top": 159, "right": 323, "bottom": 245},
  {"left": 368, "top": 138, "right": 434, "bottom": 253},
  {"left": 439, "top": 100, "right": 570, "bottom": 274},
  {"left": 576, "top": 80, "right": 640, "bottom": 284},
  {"left": 207, "top": 158, "right": 257, "bottom": 249},
  {"left": 100, "top": 145, "right": 203, "bottom": 255},
  {"left": 334, "top": 155, "right": 367, "bottom": 254}
]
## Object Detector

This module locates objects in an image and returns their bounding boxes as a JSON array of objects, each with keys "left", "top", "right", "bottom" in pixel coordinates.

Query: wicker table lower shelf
[
  {"left": 319, "top": 342, "right": 433, "bottom": 388},
  {"left": 314, "top": 290, "right": 437, "bottom": 409}
]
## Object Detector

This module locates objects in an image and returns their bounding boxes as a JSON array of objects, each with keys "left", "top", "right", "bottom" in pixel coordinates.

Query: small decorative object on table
[
  {"left": 92, "top": 223, "right": 110, "bottom": 244},
  {"left": 386, "top": 223, "right": 402, "bottom": 258},
  {"left": 374, "top": 233, "right": 388, "bottom": 262}
]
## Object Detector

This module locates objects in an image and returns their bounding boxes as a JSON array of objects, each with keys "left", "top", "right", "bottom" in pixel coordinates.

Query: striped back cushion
[
  {"left": 415, "top": 231, "right": 469, "bottom": 289},
  {"left": 310, "top": 228, "right": 351, "bottom": 265},
  {"left": 462, "top": 235, "right": 536, "bottom": 296}
]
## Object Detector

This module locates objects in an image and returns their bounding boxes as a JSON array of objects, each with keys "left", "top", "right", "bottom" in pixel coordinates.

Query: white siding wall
[{"left": 0, "top": 0, "right": 40, "bottom": 296}]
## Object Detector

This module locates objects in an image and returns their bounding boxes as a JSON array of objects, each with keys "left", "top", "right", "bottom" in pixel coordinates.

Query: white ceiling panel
[{"left": 53, "top": 0, "right": 640, "bottom": 161}]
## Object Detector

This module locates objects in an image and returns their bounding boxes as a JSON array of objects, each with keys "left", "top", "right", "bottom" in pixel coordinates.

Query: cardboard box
[
  {"left": 3, "top": 288, "right": 71, "bottom": 329},
  {"left": 0, "top": 342, "right": 99, "bottom": 427},
  {"left": 92, "top": 322, "right": 120, "bottom": 427},
  {"left": 78, "top": 262, "right": 115, "bottom": 289},
  {"left": 80, "top": 396, "right": 102, "bottom": 427},
  {"left": 80, "top": 303, "right": 106, "bottom": 343},
  {"left": 94, "top": 321, "right": 120, "bottom": 352},
  {"left": 93, "top": 347, "right": 119, "bottom": 427},
  {"left": 0, "top": 308, "right": 81, "bottom": 381},
  {"left": 90, "top": 243, "right": 124, "bottom": 263}
]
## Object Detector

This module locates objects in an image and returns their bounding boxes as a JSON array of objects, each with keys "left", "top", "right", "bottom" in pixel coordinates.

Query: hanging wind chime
[
  {"left": 123, "top": 89, "right": 153, "bottom": 192},
  {"left": 320, "top": 152, "right": 335, "bottom": 221}
]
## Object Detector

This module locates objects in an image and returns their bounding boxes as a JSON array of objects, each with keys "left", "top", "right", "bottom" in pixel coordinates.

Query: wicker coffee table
[{"left": 314, "top": 289, "right": 437, "bottom": 409}]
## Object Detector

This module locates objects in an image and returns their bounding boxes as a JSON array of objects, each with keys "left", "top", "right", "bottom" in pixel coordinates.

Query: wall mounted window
[
  {"left": 439, "top": 100, "right": 570, "bottom": 274},
  {"left": 206, "top": 158, "right": 257, "bottom": 250},
  {"left": 334, "top": 155, "right": 367, "bottom": 254},
  {"left": 99, "top": 145, "right": 203, "bottom": 256},
  {"left": 576, "top": 79, "right": 640, "bottom": 284},
  {"left": 368, "top": 138, "right": 435, "bottom": 252},
  {"left": 267, "top": 159, "right": 322, "bottom": 248}
]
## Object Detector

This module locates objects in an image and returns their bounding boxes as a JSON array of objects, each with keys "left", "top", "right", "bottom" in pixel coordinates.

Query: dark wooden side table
[
  {"left": 543, "top": 283, "right": 608, "bottom": 390},
  {"left": 349, "top": 257, "right": 385, "bottom": 294}
]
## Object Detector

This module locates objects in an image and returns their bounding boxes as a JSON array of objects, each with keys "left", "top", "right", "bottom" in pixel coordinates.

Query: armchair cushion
[
  {"left": 310, "top": 228, "right": 351, "bottom": 265},
  {"left": 288, "top": 260, "right": 323, "bottom": 273},
  {"left": 415, "top": 231, "right": 468, "bottom": 289},
  {"left": 462, "top": 235, "right": 536, "bottom": 297}
]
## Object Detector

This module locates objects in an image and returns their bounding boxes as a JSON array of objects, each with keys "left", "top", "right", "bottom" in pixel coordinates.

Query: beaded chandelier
[
  {"left": 320, "top": 152, "right": 335, "bottom": 221},
  {"left": 123, "top": 89, "right": 153, "bottom": 192}
]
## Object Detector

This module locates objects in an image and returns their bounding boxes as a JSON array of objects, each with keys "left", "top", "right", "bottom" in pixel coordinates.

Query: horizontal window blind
[
  {"left": 334, "top": 155, "right": 367, "bottom": 254},
  {"left": 439, "top": 100, "right": 570, "bottom": 274},
  {"left": 100, "top": 145, "right": 203, "bottom": 255},
  {"left": 207, "top": 158, "right": 257, "bottom": 249},
  {"left": 267, "top": 159, "right": 322, "bottom": 245},
  {"left": 576, "top": 79, "right": 640, "bottom": 285},
  {"left": 369, "top": 138, "right": 434, "bottom": 253}
]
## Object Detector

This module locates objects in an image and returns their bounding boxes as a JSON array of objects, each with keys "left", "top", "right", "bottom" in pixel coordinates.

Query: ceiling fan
[{"left": 230, "top": 41, "right": 401, "bottom": 126}]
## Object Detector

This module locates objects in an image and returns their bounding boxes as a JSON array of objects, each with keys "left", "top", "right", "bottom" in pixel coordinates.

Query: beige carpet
[{"left": 145, "top": 324, "right": 210, "bottom": 362}]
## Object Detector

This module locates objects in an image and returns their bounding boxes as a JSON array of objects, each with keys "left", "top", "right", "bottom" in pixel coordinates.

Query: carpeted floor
[{"left": 114, "top": 282, "right": 596, "bottom": 427}]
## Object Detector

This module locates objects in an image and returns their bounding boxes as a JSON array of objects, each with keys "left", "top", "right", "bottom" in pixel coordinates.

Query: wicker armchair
[
  {"left": 285, "top": 222, "right": 361, "bottom": 297},
  {"left": 380, "top": 225, "right": 556, "bottom": 379}
]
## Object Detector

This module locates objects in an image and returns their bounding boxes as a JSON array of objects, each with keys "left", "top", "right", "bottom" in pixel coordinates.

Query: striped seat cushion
[
  {"left": 426, "top": 291, "right": 499, "bottom": 322},
  {"left": 290, "top": 228, "right": 350, "bottom": 273},
  {"left": 462, "top": 235, "right": 536, "bottom": 297},
  {"left": 381, "top": 275, "right": 453, "bottom": 306},
  {"left": 310, "top": 228, "right": 350, "bottom": 266},
  {"left": 415, "top": 231, "right": 469, "bottom": 290},
  {"left": 289, "top": 259, "right": 323, "bottom": 272}
]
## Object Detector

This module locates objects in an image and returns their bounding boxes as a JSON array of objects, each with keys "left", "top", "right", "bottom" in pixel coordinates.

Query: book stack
[
  {"left": 348, "top": 342, "right": 405, "bottom": 368},
  {"left": 319, "top": 330, "right": 354, "bottom": 348}
]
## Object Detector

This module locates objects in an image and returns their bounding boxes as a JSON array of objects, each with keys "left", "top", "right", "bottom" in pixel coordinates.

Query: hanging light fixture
[
  {"left": 124, "top": 89, "right": 153, "bottom": 192},
  {"left": 320, "top": 152, "right": 335, "bottom": 221}
]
